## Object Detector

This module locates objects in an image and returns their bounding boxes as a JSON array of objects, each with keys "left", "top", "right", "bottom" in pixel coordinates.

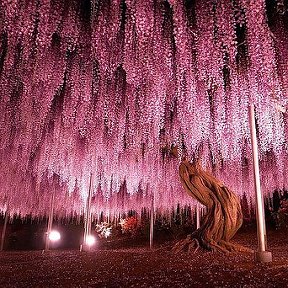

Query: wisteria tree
[
  {"left": 170, "top": 146, "right": 251, "bottom": 253},
  {"left": 0, "top": 0, "right": 287, "bottom": 222}
]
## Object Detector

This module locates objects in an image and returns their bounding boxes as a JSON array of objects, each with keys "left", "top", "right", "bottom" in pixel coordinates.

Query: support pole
[
  {"left": 45, "top": 188, "right": 55, "bottom": 251},
  {"left": 0, "top": 209, "right": 9, "bottom": 251},
  {"left": 249, "top": 104, "right": 272, "bottom": 263},
  {"left": 196, "top": 203, "right": 200, "bottom": 229},
  {"left": 82, "top": 173, "right": 93, "bottom": 251},
  {"left": 149, "top": 197, "right": 154, "bottom": 249}
]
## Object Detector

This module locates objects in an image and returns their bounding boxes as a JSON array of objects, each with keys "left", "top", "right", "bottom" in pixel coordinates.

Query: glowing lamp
[
  {"left": 48, "top": 230, "right": 61, "bottom": 241},
  {"left": 85, "top": 235, "right": 96, "bottom": 246}
]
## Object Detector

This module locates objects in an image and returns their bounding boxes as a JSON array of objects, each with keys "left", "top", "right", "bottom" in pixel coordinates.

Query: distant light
[
  {"left": 85, "top": 235, "right": 96, "bottom": 246},
  {"left": 49, "top": 230, "right": 61, "bottom": 241}
]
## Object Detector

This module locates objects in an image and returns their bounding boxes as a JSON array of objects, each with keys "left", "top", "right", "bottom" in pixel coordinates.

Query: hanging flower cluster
[
  {"left": 95, "top": 222, "right": 112, "bottom": 238},
  {"left": 0, "top": 0, "right": 287, "bottom": 218}
]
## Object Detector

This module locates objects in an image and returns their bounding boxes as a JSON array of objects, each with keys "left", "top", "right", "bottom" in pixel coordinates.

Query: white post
[
  {"left": 196, "top": 203, "right": 200, "bottom": 229},
  {"left": 45, "top": 188, "right": 55, "bottom": 251},
  {"left": 82, "top": 173, "right": 93, "bottom": 251},
  {"left": 0, "top": 209, "right": 9, "bottom": 251},
  {"left": 249, "top": 104, "right": 272, "bottom": 263},
  {"left": 149, "top": 196, "right": 154, "bottom": 249}
]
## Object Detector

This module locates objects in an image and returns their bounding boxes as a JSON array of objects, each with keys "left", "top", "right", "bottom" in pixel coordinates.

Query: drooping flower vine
[{"left": 0, "top": 0, "right": 287, "bottom": 218}]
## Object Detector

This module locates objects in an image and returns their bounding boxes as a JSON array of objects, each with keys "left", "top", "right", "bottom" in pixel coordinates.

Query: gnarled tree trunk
[{"left": 172, "top": 159, "right": 252, "bottom": 254}]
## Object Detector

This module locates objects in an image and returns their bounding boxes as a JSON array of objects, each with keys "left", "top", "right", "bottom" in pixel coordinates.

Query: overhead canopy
[{"left": 0, "top": 0, "right": 287, "bottom": 217}]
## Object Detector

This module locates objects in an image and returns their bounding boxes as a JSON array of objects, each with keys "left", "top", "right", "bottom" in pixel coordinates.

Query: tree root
[
  {"left": 172, "top": 234, "right": 254, "bottom": 254},
  {"left": 217, "top": 240, "right": 254, "bottom": 253},
  {"left": 171, "top": 235, "right": 200, "bottom": 254}
]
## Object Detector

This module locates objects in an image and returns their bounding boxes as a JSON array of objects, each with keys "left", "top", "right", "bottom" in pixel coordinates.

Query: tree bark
[{"left": 172, "top": 159, "right": 252, "bottom": 253}]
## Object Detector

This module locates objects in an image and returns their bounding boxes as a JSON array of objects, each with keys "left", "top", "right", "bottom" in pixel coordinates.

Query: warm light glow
[
  {"left": 85, "top": 235, "right": 96, "bottom": 246},
  {"left": 48, "top": 230, "right": 61, "bottom": 242}
]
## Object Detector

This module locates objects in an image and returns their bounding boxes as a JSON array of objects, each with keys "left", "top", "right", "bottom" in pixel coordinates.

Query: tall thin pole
[
  {"left": 0, "top": 209, "right": 9, "bottom": 251},
  {"left": 45, "top": 188, "right": 55, "bottom": 251},
  {"left": 196, "top": 203, "right": 200, "bottom": 229},
  {"left": 149, "top": 196, "right": 154, "bottom": 249},
  {"left": 249, "top": 104, "right": 272, "bottom": 263},
  {"left": 83, "top": 173, "right": 93, "bottom": 251}
]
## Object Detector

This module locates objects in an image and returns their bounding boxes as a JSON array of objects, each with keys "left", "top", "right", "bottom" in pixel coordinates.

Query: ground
[{"left": 0, "top": 230, "right": 287, "bottom": 288}]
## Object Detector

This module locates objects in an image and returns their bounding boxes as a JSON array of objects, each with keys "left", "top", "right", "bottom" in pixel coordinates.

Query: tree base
[
  {"left": 172, "top": 234, "right": 254, "bottom": 254},
  {"left": 169, "top": 157, "right": 253, "bottom": 256}
]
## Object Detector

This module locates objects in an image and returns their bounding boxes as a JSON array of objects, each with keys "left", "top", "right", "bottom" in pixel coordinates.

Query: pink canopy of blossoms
[{"left": 0, "top": 0, "right": 287, "bottom": 217}]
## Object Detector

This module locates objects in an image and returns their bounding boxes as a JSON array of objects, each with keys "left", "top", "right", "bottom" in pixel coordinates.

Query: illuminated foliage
[{"left": 0, "top": 0, "right": 287, "bottom": 217}]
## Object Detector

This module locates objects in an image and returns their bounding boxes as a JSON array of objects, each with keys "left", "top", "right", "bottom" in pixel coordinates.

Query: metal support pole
[
  {"left": 0, "top": 209, "right": 9, "bottom": 251},
  {"left": 149, "top": 197, "right": 154, "bottom": 249},
  {"left": 45, "top": 189, "right": 55, "bottom": 251},
  {"left": 196, "top": 203, "right": 200, "bottom": 229},
  {"left": 82, "top": 173, "right": 93, "bottom": 251},
  {"left": 249, "top": 104, "right": 272, "bottom": 263}
]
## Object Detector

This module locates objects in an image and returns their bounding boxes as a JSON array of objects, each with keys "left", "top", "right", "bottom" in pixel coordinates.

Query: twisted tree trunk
[{"left": 172, "top": 159, "right": 252, "bottom": 254}]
